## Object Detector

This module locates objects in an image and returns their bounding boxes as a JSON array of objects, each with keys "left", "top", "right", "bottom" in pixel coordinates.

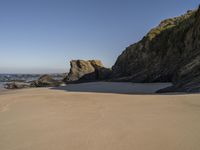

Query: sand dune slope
[{"left": 0, "top": 87, "right": 200, "bottom": 150}]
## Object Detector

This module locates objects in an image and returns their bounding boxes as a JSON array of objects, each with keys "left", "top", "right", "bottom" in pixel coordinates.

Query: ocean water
[{"left": 0, "top": 82, "right": 5, "bottom": 91}]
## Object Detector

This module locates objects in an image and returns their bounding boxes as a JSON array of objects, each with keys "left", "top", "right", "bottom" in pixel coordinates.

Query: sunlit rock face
[{"left": 65, "top": 60, "right": 111, "bottom": 82}]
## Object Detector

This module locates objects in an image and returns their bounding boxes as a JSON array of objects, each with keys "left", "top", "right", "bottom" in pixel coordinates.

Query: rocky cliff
[{"left": 112, "top": 7, "right": 200, "bottom": 92}]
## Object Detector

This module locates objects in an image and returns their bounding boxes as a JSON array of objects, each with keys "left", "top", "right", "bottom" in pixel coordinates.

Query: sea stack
[{"left": 65, "top": 60, "right": 111, "bottom": 82}]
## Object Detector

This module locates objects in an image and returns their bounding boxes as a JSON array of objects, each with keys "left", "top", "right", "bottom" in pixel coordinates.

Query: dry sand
[{"left": 0, "top": 82, "right": 200, "bottom": 150}]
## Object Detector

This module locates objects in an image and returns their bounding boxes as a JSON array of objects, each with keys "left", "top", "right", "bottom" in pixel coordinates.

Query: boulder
[
  {"left": 4, "top": 75, "right": 62, "bottom": 89},
  {"left": 32, "top": 75, "right": 60, "bottom": 87},
  {"left": 65, "top": 60, "right": 111, "bottom": 82},
  {"left": 4, "top": 82, "right": 31, "bottom": 89}
]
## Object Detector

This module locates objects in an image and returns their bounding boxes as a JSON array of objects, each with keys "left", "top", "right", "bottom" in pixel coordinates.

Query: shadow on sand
[{"left": 49, "top": 82, "right": 188, "bottom": 95}]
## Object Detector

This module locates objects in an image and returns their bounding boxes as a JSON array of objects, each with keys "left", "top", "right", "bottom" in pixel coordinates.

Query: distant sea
[{"left": 0, "top": 82, "right": 5, "bottom": 91}]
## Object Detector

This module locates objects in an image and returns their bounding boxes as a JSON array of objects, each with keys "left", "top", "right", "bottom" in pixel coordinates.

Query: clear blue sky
[{"left": 0, "top": 0, "right": 199, "bottom": 73}]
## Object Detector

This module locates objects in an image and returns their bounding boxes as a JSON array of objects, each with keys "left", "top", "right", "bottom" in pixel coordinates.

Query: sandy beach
[{"left": 0, "top": 82, "right": 200, "bottom": 150}]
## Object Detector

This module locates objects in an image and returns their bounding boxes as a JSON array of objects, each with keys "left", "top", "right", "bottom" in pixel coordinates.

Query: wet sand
[{"left": 0, "top": 82, "right": 200, "bottom": 150}]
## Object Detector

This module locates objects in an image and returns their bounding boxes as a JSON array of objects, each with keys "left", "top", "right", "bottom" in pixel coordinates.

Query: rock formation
[
  {"left": 65, "top": 60, "right": 111, "bottom": 82},
  {"left": 112, "top": 7, "right": 200, "bottom": 92},
  {"left": 4, "top": 82, "right": 32, "bottom": 89},
  {"left": 32, "top": 74, "right": 61, "bottom": 87},
  {"left": 5, "top": 74, "right": 61, "bottom": 89}
]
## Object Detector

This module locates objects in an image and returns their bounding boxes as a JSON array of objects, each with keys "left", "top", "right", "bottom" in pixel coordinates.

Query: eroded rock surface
[
  {"left": 65, "top": 60, "right": 111, "bottom": 82},
  {"left": 32, "top": 75, "right": 61, "bottom": 87}
]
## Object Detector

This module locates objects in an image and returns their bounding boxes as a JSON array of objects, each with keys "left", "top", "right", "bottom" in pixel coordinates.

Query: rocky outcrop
[
  {"left": 5, "top": 75, "right": 61, "bottom": 89},
  {"left": 65, "top": 60, "right": 111, "bottom": 82},
  {"left": 4, "top": 82, "right": 32, "bottom": 89},
  {"left": 32, "top": 75, "right": 61, "bottom": 87},
  {"left": 112, "top": 7, "right": 200, "bottom": 92}
]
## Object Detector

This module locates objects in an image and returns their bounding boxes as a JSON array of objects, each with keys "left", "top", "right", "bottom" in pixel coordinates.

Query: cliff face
[{"left": 112, "top": 8, "right": 200, "bottom": 92}]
